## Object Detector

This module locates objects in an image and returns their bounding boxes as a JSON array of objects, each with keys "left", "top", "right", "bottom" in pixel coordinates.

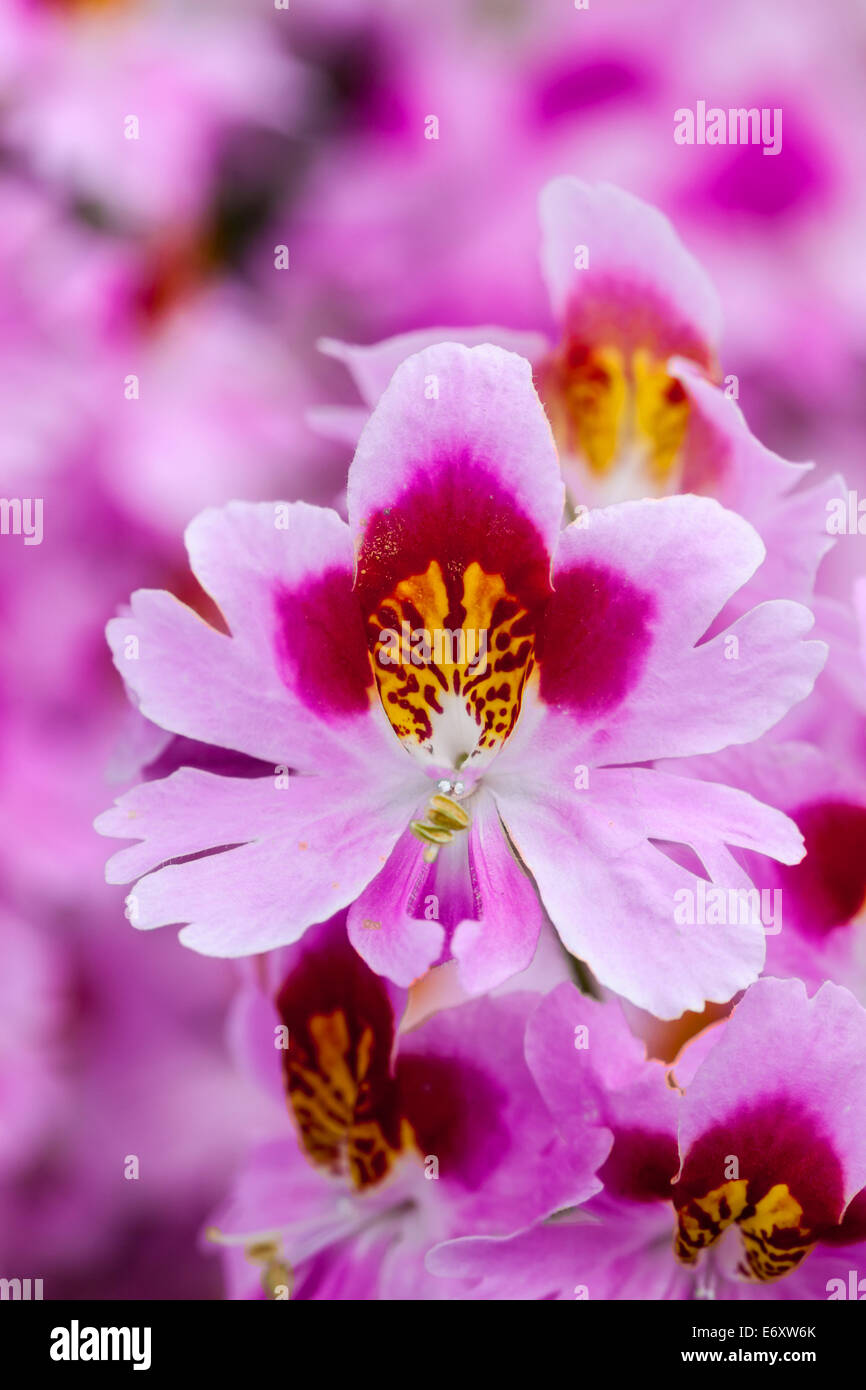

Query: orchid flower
[{"left": 98, "top": 343, "right": 824, "bottom": 1016}]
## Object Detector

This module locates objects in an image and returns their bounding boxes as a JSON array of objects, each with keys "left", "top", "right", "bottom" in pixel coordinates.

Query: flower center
[
  {"left": 538, "top": 339, "right": 690, "bottom": 493},
  {"left": 409, "top": 782, "right": 471, "bottom": 863},
  {"left": 368, "top": 559, "right": 535, "bottom": 766},
  {"left": 284, "top": 1008, "right": 413, "bottom": 1190},
  {"left": 674, "top": 1180, "right": 815, "bottom": 1282}
]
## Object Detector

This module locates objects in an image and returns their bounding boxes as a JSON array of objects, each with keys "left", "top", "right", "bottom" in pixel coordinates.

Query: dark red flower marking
[
  {"left": 673, "top": 1093, "right": 846, "bottom": 1281},
  {"left": 273, "top": 567, "right": 373, "bottom": 718},
  {"left": 598, "top": 1126, "right": 679, "bottom": 1204},
  {"left": 397, "top": 1053, "right": 509, "bottom": 1191},
  {"left": 537, "top": 560, "right": 654, "bottom": 716},
  {"left": 774, "top": 801, "right": 866, "bottom": 938},
  {"left": 276, "top": 920, "right": 404, "bottom": 1189},
  {"left": 354, "top": 455, "right": 553, "bottom": 626}
]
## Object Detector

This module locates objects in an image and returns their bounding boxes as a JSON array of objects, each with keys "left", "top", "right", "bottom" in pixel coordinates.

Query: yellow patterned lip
[
  {"left": 368, "top": 558, "right": 536, "bottom": 766},
  {"left": 537, "top": 340, "right": 690, "bottom": 491},
  {"left": 285, "top": 1008, "right": 411, "bottom": 1191},
  {"left": 675, "top": 1180, "right": 816, "bottom": 1282}
]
